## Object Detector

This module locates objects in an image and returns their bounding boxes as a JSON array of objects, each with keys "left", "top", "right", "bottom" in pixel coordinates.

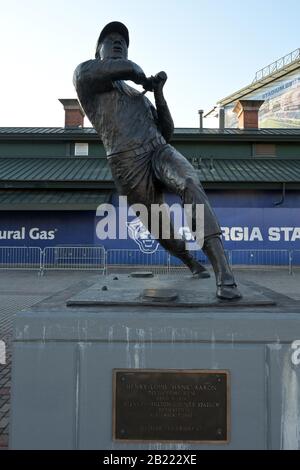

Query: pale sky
[{"left": 0, "top": 0, "right": 299, "bottom": 128}]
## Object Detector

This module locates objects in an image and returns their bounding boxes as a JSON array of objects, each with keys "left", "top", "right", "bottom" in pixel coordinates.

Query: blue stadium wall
[{"left": 1, "top": 190, "right": 300, "bottom": 255}]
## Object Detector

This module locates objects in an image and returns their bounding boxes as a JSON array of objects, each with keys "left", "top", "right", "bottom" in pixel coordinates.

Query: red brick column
[
  {"left": 233, "top": 99, "right": 264, "bottom": 129},
  {"left": 59, "top": 99, "right": 85, "bottom": 128}
]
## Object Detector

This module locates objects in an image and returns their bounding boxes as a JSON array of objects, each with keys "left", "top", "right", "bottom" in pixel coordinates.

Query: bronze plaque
[{"left": 113, "top": 369, "right": 230, "bottom": 444}]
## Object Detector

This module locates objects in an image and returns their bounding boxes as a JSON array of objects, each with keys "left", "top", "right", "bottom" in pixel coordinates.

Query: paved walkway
[{"left": 0, "top": 268, "right": 300, "bottom": 449}]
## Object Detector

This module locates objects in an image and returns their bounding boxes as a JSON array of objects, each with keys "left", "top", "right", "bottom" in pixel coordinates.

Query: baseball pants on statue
[{"left": 108, "top": 143, "right": 222, "bottom": 257}]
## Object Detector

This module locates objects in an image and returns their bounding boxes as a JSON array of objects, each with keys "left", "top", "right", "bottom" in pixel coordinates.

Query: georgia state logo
[{"left": 127, "top": 218, "right": 159, "bottom": 254}]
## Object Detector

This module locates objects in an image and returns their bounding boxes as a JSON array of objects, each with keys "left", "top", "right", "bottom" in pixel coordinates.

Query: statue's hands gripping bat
[{"left": 141, "top": 71, "right": 168, "bottom": 95}]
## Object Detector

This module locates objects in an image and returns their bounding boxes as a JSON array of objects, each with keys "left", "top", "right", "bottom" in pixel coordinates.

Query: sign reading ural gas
[
  {"left": 0, "top": 227, "right": 57, "bottom": 240},
  {"left": 0, "top": 211, "right": 94, "bottom": 248}
]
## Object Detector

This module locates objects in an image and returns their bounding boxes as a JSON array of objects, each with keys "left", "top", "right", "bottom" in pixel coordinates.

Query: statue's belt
[{"left": 107, "top": 136, "right": 166, "bottom": 160}]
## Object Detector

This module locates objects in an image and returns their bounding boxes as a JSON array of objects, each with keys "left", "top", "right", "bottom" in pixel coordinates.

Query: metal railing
[
  {"left": 0, "top": 246, "right": 299, "bottom": 275},
  {"left": 106, "top": 248, "right": 295, "bottom": 275},
  {"left": 106, "top": 249, "right": 169, "bottom": 275},
  {"left": 0, "top": 247, "right": 42, "bottom": 271},
  {"left": 230, "top": 249, "right": 291, "bottom": 271},
  {"left": 253, "top": 48, "right": 300, "bottom": 83},
  {"left": 107, "top": 248, "right": 228, "bottom": 276},
  {"left": 289, "top": 250, "right": 300, "bottom": 275},
  {"left": 42, "top": 246, "right": 105, "bottom": 273}
]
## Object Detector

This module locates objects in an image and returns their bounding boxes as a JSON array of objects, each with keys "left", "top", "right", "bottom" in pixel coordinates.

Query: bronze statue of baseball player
[{"left": 74, "top": 21, "right": 241, "bottom": 300}]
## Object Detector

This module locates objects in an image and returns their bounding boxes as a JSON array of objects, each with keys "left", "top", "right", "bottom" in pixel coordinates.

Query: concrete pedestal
[{"left": 9, "top": 275, "right": 300, "bottom": 450}]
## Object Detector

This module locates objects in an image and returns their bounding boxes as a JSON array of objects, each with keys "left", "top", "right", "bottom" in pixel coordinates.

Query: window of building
[
  {"left": 75, "top": 143, "right": 89, "bottom": 156},
  {"left": 254, "top": 144, "right": 276, "bottom": 157}
]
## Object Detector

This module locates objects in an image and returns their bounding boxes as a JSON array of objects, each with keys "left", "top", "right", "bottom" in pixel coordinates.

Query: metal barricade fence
[
  {"left": 105, "top": 248, "right": 232, "bottom": 276},
  {"left": 105, "top": 249, "right": 291, "bottom": 275},
  {"left": 0, "top": 246, "right": 295, "bottom": 274},
  {"left": 42, "top": 246, "right": 105, "bottom": 273},
  {"left": 106, "top": 249, "right": 169, "bottom": 275},
  {"left": 290, "top": 250, "right": 300, "bottom": 274},
  {"left": 0, "top": 247, "right": 42, "bottom": 271},
  {"left": 230, "top": 249, "right": 291, "bottom": 272}
]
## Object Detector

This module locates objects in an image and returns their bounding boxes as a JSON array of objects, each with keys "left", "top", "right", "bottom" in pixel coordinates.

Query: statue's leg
[
  {"left": 152, "top": 145, "right": 242, "bottom": 299},
  {"left": 108, "top": 149, "right": 207, "bottom": 279}
]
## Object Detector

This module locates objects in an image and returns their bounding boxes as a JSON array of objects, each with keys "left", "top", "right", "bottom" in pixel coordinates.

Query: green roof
[
  {"left": 194, "top": 158, "right": 300, "bottom": 183},
  {"left": 0, "top": 157, "right": 112, "bottom": 184},
  {"left": 1, "top": 157, "right": 300, "bottom": 185},
  {"left": 0, "top": 189, "right": 112, "bottom": 210},
  {"left": 0, "top": 127, "right": 300, "bottom": 142}
]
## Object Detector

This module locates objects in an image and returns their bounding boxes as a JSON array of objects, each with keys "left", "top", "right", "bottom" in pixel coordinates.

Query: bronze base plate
[{"left": 66, "top": 274, "right": 276, "bottom": 308}]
